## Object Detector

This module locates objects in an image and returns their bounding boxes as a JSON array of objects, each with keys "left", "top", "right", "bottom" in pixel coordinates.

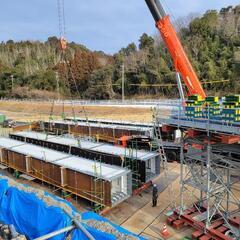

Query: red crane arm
[{"left": 145, "top": 0, "right": 206, "bottom": 99}]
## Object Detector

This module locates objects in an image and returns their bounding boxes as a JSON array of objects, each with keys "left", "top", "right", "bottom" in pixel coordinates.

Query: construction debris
[{"left": 0, "top": 224, "right": 26, "bottom": 240}]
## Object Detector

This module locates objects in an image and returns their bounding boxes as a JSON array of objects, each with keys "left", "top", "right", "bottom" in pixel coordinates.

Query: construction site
[{"left": 0, "top": 0, "right": 239, "bottom": 240}]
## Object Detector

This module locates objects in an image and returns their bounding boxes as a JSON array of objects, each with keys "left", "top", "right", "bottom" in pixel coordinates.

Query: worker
[{"left": 152, "top": 184, "right": 158, "bottom": 207}]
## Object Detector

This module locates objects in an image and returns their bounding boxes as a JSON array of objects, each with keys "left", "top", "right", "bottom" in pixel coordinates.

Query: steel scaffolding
[
  {"left": 124, "top": 141, "right": 140, "bottom": 189},
  {"left": 155, "top": 102, "right": 240, "bottom": 238},
  {"left": 91, "top": 159, "right": 105, "bottom": 212},
  {"left": 179, "top": 136, "right": 240, "bottom": 238}
]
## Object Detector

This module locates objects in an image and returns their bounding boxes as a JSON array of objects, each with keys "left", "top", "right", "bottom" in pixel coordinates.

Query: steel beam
[{"left": 34, "top": 226, "right": 75, "bottom": 240}]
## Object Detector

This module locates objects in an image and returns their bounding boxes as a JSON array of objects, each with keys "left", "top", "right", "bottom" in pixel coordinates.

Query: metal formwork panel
[
  {"left": 31, "top": 158, "right": 62, "bottom": 186},
  {"left": 2, "top": 148, "right": 113, "bottom": 206},
  {"left": 65, "top": 169, "right": 111, "bottom": 206},
  {"left": 7, "top": 151, "right": 26, "bottom": 172},
  {"left": 41, "top": 121, "right": 149, "bottom": 139},
  {"left": 10, "top": 133, "right": 153, "bottom": 184},
  {"left": 155, "top": 156, "right": 161, "bottom": 175}
]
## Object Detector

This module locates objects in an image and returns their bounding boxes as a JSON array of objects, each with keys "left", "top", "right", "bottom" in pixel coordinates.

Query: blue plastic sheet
[
  {"left": 0, "top": 177, "right": 145, "bottom": 240},
  {"left": 0, "top": 179, "right": 71, "bottom": 240}
]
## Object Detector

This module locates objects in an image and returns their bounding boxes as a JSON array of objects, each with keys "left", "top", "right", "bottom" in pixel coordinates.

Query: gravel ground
[{"left": 84, "top": 219, "right": 138, "bottom": 240}]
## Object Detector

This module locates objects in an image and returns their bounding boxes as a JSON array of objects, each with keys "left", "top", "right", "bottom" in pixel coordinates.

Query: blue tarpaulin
[
  {"left": 0, "top": 177, "right": 145, "bottom": 240},
  {"left": 0, "top": 179, "right": 71, "bottom": 240}
]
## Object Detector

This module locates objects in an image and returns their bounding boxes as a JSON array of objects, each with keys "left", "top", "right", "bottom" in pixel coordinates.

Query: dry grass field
[{"left": 0, "top": 101, "right": 155, "bottom": 122}]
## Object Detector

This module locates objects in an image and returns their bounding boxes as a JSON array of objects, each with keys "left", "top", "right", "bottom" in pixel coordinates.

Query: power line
[{"left": 95, "top": 79, "right": 229, "bottom": 88}]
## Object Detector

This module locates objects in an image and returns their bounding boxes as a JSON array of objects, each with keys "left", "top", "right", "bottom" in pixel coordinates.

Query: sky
[{"left": 0, "top": 0, "right": 239, "bottom": 54}]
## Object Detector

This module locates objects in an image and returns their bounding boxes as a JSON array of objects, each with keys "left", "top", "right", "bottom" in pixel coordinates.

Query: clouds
[{"left": 0, "top": 0, "right": 239, "bottom": 53}]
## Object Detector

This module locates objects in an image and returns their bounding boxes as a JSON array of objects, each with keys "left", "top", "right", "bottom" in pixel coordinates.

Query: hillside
[{"left": 0, "top": 5, "right": 239, "bottom": 100}]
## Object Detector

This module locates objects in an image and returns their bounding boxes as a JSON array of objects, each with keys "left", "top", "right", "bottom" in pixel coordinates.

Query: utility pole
[
  {"left": 122, "top": 64, "right": 125, "bottom": 102},
  {"left": 11, "top": 75, "right": 14, "bottom": 93},
  {"left": 55, "top": 72, "right": 60, "bottom": 102}
]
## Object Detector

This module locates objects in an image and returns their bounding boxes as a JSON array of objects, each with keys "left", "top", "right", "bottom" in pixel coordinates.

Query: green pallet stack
[
  {"left": 205, "top": 96, "right": 221, "bottom": 120},
  {"left": 222, "top": 95, "right": 240, "bottom": 122},
  {"left": 185, "top": 95, "right": 204, "bottom": 118},
  {"left": 0, "top": 114, "right": 6, "bottom": 125}
]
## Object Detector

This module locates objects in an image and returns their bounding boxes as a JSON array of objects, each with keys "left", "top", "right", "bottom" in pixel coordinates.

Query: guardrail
[
  {"left": 0, "top": 98, "right": 179, "bottom": 106},
  {"left": 155, "top": 101, "right": 240, "bottom": 135}
]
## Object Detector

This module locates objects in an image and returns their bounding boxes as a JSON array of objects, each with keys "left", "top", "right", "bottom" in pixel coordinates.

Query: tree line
[{"left": 0, "top": 5, "right": 239, "bottom": 99}]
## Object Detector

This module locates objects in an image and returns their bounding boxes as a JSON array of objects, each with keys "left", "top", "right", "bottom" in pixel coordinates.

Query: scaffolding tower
[
  {"left": 179, "top": 136, "right": 240, "bottom": 238},
  {"left": 156, "top": 102, "right": 240, "bottom": 239}
]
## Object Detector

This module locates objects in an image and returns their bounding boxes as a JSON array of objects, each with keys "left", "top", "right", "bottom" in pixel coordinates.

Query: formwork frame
[{"left": 91, "top": 158, "right": 105, "bottom": 212}]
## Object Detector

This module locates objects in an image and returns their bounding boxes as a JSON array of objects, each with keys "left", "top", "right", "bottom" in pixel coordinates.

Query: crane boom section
[
  {"left": 156, "top": 16, "right": 206, "bottom": 98},
  {"left": 145, "top": 0, "right": 206, "bottom": 98}
]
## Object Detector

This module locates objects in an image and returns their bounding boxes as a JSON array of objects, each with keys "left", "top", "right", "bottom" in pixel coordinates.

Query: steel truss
[{"left": 179, "top": 136, "right": 240, "bottom": 239}]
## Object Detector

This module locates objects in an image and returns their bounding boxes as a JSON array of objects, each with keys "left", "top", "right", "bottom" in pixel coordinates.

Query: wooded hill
[{"left": 0, "top": 5, "right": 239, "bottom": 99}]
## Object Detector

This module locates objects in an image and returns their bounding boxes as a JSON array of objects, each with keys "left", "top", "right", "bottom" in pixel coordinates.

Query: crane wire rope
[
  {"left": 161, "top": 0, "right": 186, "bottom": 39},
  {"left": 58, "top": 0, "right": 81, "bottom": 98},
  {"left": 57, "top": 0, "right": 81, "bottom": 122},
  {"left": 57, "top": 0, "right": 66, "bottom": 38}
]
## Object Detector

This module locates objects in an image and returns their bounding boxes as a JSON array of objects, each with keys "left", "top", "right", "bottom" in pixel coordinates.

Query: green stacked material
[
  {"left": 205, "top": 96, "right": 221, "bottom": 119},
  {"left": 222, "top": 95, "right": 240, "bottom": 122},
  {"left": 225, "top": 95, "right": 240, "bottom": 102},
  {"left": 222, "top": 102, "right": 239, "bottom": 109},
  {"left": 0, "top": 114, "right": 6, "bottom": 124},
  {"left": 185, "top": 95, "right": 204, "bottom": 118},
  {"left": 205, "top": 96, "right": 219, "bottom": 103},
  {"left": 188, "top": 94, "right": 203, "bottom": 102}
]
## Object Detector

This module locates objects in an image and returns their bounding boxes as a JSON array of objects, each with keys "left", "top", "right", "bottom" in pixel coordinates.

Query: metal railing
[
  {"left": 0, "top": 97, "right": 179, "bottom": 106},
  {"left": 155, "top": 101, "right": 240, "bottom": 135}
]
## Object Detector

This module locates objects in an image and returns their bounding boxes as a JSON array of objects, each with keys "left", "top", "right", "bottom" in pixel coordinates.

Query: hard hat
[{"left": 153, "top": 184, "right": 157, "bottom": 187}]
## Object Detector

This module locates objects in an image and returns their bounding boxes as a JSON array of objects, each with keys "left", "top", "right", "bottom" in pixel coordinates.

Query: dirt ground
[{"left": 105, "top": 162, "right": 195, "bottom": 240}]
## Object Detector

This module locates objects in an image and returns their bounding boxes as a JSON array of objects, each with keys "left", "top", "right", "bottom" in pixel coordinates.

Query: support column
[
  {"left": 200, "top": 151, "right": 204, "bottom": 207},
  {"left": 180, "top": 142, "right": 184, "bottom": 215},
  {"left": 25, "top": 156, "right": 32, "bottom": 173},
  {"left": 226, "top": 166, "right": 230, "bottom": 219},
  {"left": 60, "top": 167, "right": 67, "bottom": 187},
  {"left": 206, "top": 143, "right": 211, "bottom": 229},
  {"left": 0, "top": 148, "right": 5, "bottom": 163}
]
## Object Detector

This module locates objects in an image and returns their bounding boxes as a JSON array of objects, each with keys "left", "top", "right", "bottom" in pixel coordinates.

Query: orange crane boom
[{"left": 145, "top": 0, "right": 206, "bottom": 99}]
